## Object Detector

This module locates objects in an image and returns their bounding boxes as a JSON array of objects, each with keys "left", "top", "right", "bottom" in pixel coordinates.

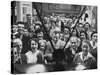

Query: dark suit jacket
[{"left": 65, "top": 46, "right": 82, "bottom": 64}]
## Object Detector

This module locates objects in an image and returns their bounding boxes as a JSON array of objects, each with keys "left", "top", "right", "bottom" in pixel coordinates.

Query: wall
[
  {"left": 16, "top": 1, "right": 32, "bottom": 22},
  {"left": 41, "top": 3, "right": 81, "bottom": 16}
]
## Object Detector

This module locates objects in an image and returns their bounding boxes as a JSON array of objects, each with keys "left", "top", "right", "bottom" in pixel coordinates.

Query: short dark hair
[
  {"left": 28, "top": 38, "right": 39, "bottom": 49},
  {"left": 91, "top": 31, "right": 97, "bottom": 39},
  {"left": 71, "top": 28, "right": 79, "bottom": 37},
  {"left": 80, "top": 30, "right": 88, "bottom": 39},
  {"left": 35, "top": 28, "right": 43, "bottom": 34}
]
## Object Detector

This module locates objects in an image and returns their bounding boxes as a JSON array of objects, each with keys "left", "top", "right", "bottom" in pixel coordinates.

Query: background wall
[{"left": 32, "top": 2, "right": 81, "bottom": 17}]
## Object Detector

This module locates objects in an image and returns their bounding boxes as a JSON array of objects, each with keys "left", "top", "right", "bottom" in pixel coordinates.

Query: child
[{"left": 25, "top": 38, "right": 44, "bottom": 64}]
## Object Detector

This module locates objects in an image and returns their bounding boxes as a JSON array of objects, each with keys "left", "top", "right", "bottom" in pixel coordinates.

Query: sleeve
[
  {"left": 37, "top": 52, "right": 44, "bottom": 64},
  {"left": 73, "top": 53, "right": 80, "bottom": 65},
  {"left": 21, "top": 54, "right": 27, "bottom": 64},
  {"left": 25, "top": 51, "right": 30, "bottom": 64},
  {"left": 89, "top": 56, "right": 97, "bottom": 69},
  {"left": 65, "top": 48, "right": 75, "bottom": 64},
  {"left": 45, "top": 42, "right": 53, "bottom": 54}
]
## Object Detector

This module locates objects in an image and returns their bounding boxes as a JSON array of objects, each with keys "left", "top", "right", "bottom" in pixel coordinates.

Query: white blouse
[{"left": 25, "top": 50, "right": 40, "bottom": 64}]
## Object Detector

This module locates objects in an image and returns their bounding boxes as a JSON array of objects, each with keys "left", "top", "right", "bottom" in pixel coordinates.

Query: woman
[
  {"left": 80, "top": 31, "right": 88, "bottom": 41},
  {"left": 90, "top": 32, "right": 97, "bottom": 59},
  {"left": 73, "top": 40, "right": 96, "bottom": 70},
  {"left": 71, "top": 29, "right": 79, "bottom": 38},
  {"left": 46, "top": 29, "right": 65, "bottom": 63},
  {"left": 25, "top": 38, "right": 44, "bottom": 64}
]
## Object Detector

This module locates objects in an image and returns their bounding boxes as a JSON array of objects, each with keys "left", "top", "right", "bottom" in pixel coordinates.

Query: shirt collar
[{"left": 80, "top": 52, "right": 92, "bottom": 61}]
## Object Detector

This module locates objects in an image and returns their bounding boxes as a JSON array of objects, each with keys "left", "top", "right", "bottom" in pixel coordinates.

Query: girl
[{"left": 25, "top": 38, "right": 44, "bottom": 64}]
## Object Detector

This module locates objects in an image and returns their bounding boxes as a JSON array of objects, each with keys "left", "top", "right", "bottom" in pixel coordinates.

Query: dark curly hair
[{"left": 28, "top": 38, "right": 39, "bottom": 50}]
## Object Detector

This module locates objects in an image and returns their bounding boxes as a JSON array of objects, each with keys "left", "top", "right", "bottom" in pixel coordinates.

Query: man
[
  {"left": 17, "top": 22, "right": 30, "bottom": 54},
  {"left": 77, "top": 23, "right": 85, "bottom": 34},
  {"left": 17, "top": 22, "right": 25, "bottom": 40},
  {"left": 65, "top": 36, "right": 81, "bottom": 65},
  {"left": 21, "top": 29, "right": 31, "bottom": 54},
  {"left": 25, "top": 14, "right": 32, "bottom": 32}
]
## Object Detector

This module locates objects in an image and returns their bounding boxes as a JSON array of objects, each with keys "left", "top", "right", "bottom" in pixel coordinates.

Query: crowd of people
[{"left": 11, "top": 6, "right": 97, "bottom": 71}]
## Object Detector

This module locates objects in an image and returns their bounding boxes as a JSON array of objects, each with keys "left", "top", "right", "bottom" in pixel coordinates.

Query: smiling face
[
  {"left": 72, "top": 29, "right": 77, "bottom": 36},
  {"left": 78, "top": 24, "right": 84, "bottom": 31},
  {"left": 82, "top": 42, "right": 89, "bottom": 56},
  {"left": 80, "top": 32, "right": 86, "bottom": 40},
  {"left": 70, "top": 37, "right": 78, "bottom": 49},
  {"left": 37, "top": 32, "right": 43, "bottom": 40},
  {"left": 39, "top": 42, "right": 46, "bottom": 52},
  {"left": 92, "top": 33, "right": 97, "bottom": 42},
  {"left": 31, "top": 40, "right": 38, "bottom": 51},
  {"left": 84, "top": 23, "right": 90, "bottom": 31},
  {"left": 52, "top": 31, "right": 60, "bottom": 42}
]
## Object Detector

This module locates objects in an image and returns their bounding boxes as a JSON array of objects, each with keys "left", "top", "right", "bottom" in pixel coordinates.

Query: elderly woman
[{"left": 46, "top": 29, "right": 65, "bottom": 63}]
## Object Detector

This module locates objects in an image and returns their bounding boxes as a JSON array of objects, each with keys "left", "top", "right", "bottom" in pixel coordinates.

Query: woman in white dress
[{"left": 25, "top": 38, "right": 44, "bottom": 64}]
